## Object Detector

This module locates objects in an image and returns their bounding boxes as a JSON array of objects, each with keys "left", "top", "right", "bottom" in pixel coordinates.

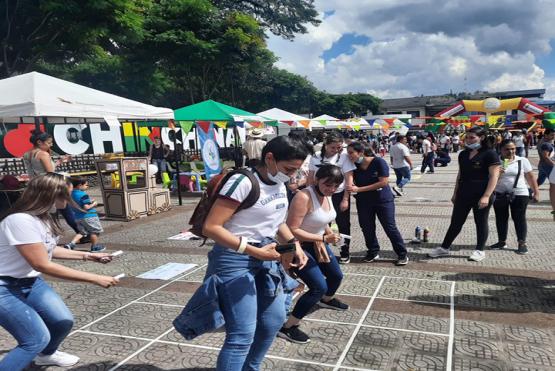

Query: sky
[{"left": 267, "top": 0, "right": 555, "bottom": 100}]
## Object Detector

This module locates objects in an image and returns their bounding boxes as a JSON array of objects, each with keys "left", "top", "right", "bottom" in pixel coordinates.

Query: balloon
[{"left": 148, "top": 164, "right": 158, "bottom": 175}]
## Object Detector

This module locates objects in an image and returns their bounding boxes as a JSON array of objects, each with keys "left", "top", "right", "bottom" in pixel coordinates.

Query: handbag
[{"left": 500, "top": 160, "right": 521, "bottom": 203}]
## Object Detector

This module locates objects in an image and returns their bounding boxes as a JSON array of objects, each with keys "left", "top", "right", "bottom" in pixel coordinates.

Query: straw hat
[{"left": 249, "top": 129, "right": 264, "bottom": 138}]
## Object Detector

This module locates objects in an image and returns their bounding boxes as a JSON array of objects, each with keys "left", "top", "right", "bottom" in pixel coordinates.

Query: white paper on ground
[
  {"left": 137, "top": 263, "right": 198, "bottom": 280},
  {"left": 167, "top": 231, "right": 201, "bottom": 241}
]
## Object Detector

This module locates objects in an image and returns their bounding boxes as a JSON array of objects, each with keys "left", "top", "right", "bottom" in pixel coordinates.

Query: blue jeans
[
  {"left": 356, "top": 198, "right": 407, "bottom": 259},
  {"left": 538, "top": 163, "right": 553, "bottom": 186},
  {"left": 152, "top": 158, "right": 167, "bottom": 173},
  {"left": 421, "top": 153, "right": 435, "bottom": 173},
  {"left": 291, "top": 243, "right": 343, "bottom": 319},
  {"left": 0, "top": 276, "right": 74, "bottom": 370},
  {"left": 393, "top": 167, "right": 411, "bottom": 189},
  {"left": 205, "top": 242, "right": 287, "bottom": 371}
]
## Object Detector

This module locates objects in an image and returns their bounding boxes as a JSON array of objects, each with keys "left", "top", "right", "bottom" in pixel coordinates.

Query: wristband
[
  {"left": 322, "top": 234, "right": 326, "bottom": 242},
  {"left": 237, "top": 237, "right": 248, "bottom": 254}
]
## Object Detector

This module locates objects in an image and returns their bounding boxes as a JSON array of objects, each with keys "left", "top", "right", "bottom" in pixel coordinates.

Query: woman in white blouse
[{"left": 491, "top": 139, "right": 539, "bottom": 255}]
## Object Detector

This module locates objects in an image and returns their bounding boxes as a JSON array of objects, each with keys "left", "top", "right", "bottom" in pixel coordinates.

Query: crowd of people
[{"left": 0, "top": 125, "right": 554, "bottom": 370}]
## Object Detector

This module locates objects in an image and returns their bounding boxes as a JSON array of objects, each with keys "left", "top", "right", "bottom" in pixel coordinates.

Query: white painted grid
[{"left": 66, "top": 271, "right": 455, "bottom": 371}]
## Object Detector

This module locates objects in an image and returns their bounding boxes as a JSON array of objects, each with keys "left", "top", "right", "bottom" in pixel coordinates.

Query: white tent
[
  {"left": 0, "top": 72, "right": 173, "bottom": 120},
  {"left": 311, "top": 114, "right": 339, "bottom": 129},
  {"left": 257, "top": 107, "right": 308, "bottom": 126}
]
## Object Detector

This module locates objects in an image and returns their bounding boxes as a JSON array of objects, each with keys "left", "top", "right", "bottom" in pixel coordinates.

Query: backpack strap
[
  {"left": 215, "top": 168, "right": 260, "bottom": 213},
  {"left": 512, "top": 160, "right": 521, "bottom": 191}
]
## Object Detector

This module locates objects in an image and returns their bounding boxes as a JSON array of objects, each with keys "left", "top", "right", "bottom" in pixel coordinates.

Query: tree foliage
[{"left": 0, "top": 0, "right": 379, "bottom": 118}]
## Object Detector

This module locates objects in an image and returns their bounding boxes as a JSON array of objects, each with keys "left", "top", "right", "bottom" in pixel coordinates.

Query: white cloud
[{"left": 266, "top": 0, "right": 555, "bottom": 99}]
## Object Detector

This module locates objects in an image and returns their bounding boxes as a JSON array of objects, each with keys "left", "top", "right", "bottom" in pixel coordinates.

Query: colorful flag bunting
[
  {"left": 214, "top": 121, "right": 228, "bottom": 129},
  {"left": 179, "top": 121, "right": 194, "bottom": 135},
  {"left": 196, "top": 121, "right": 211, "bottom": 133}
]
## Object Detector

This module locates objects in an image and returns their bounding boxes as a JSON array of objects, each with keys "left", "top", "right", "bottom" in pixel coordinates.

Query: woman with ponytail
[
  {"left": 429, "top": 127, "right": 500, "bottom": 262},
  {"left": 307, "top": 132, "right": 355, "bottom": 264}
]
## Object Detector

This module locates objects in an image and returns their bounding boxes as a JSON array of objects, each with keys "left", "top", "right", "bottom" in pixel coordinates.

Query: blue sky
[
  {"left": 267, "top": 0, "right": 555, "bottom": 99},
  {"left": 321, "top": 33, "right": 371, "bottom": 62}
]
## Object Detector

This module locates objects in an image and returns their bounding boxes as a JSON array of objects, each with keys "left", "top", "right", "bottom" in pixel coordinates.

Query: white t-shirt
[
  {"left": 440, "top": 136, "right": 450, "bottom": 145},
  {"left": 0, "top": 213, "right": 58, "bottom": 278},
  {"left": 495, "top": 156, "right": 533, "bottom": 196},
  {"left": 513, "top": 135, "right": 525, "bottom": 148},
  {"left": 219, "top": 172, "right": 287, "bottom": 243},
  {"left": 422, "top": 139, "right": 433, "bottom": 153},
  {"left": 308, "top": 151, "right": 356, "bottom": 193},
  {"left": 390, "top": 143, "right": 411, "bottom": 169},
  {"left": 452, "top": 136, "right": 460, "bottom": 144}
]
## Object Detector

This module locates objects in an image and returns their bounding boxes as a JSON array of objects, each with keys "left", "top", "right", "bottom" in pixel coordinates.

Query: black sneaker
[
  {"left": 363, "top": 252, "right": 380, "bottom": 262},
  {"left": 64, "top": 242, "right": 76, "bottom": 250},
  {"left": 319, "top": 298, "right": 349, "bottom": 311},
  {"left": 517, "top": 242, "right": 528, "bottom": 255},
  {"left": 277, "top": 326, "right": 310, "bottom": 344},
  {"left": 490, "top": 242, "right": 507, "bottom": 250},
  {"left": 339, "top": 247, "right": 350, "bottom": 264},
  {"left": 90, "top": 244, "right": 106, "bottom": 253},
  {"left": 78, "top": 235, "right": 91, "bottom": 244},
  {"left": 395, "top": 256, "right": 409, "bottom": 266}
]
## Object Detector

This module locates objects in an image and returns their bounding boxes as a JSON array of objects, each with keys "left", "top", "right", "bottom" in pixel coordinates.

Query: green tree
[{"left": 0, "top": 0, "right": 147, "bottom": 78}]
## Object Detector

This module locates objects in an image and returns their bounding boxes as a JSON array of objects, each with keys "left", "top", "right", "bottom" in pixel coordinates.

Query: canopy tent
[
  {"left": 175, "top": 99, "right": 268, "bottom": 124},
  {"left": 0, "top": 72, "right": 173, "bottom": 120},
  {"left": 313, "top": 114, "right": 339, "bottom": 121},
  {"left": 256, "top": 107, "right": 310, "bottom": 128},
  {"left": 311, "top": 114, "right": 339, "bottom": 129}
]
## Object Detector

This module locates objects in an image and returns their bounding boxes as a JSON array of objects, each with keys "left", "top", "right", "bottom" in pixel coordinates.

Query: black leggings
[
  {"left": 441, "top": 195, "right": 493, "bottom": 251},
  {"left": 493, "top": 195, "right": 529, "bottom": 242},
  {"left": 332, "top": 191, "right": 351, "bottom": 249}
]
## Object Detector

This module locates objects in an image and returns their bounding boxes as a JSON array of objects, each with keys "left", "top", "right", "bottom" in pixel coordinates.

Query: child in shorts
[{"left": 68, "top": 177, "right": 105, "bottom": 252}]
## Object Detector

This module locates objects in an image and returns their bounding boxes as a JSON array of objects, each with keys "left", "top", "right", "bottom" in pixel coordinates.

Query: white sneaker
[
  {"left": 428, "top": 247, "right": 450, "bottom": 258},
  {"left": 468, "top": 250, "right": 486, "bottom": 262},
  {"left": 34, "top": 351, "right": 80, "bottom": 367}
]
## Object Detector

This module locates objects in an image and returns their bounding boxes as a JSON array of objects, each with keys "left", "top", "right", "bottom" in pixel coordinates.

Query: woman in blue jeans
[
  {"left": 202, "top": 136, "right": 310, "bottom": 371},
  {"left": 280, "top": 164, "right": 348, "bottom": 344},
  {"left": 0, "top": 173, "right": 118, "bottom": 370}
]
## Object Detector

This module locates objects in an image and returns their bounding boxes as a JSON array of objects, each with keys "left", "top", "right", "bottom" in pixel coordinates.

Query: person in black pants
[
  {"left": 491, "top": 139, "right": 539, "bottom": 255},
  {"left": 428, "top": 127, "right": 500, "bottom": 262},
  {"left": 346, "top": 142, "right": 408, "bottom": 266}
]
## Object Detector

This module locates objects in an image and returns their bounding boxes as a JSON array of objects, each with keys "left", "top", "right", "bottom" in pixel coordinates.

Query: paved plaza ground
[{"left": 1, "top": 153, "right": 554, "bottom": 370}]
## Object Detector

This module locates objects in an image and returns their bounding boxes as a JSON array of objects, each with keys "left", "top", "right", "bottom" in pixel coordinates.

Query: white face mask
[
  {"left": 466, "top": 142, "right": 481, "bottom": 150},
  {"left": 267, "top": 159, "right": 291, "bottom": 184},
  {"left": 355, "top": 156, "right": 364, "bottom": 164}
]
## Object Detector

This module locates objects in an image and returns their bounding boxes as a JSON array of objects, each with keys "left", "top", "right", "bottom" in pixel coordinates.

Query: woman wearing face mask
[
  {"left": 199, "top": 136, "right": 310, "bottom": 371},
  {"left": 280, "top": 164, "right": 348, "bottom": 344},
  {"left": 490, "top": 139, "right": 539, "bottom": 255},
  {"left": 346, "top": 142, "right": 408, "bottom": 266},
  {"left": 428, "top": 127, "right": 500, "bottom": 262},
  {"left": 0, "top": 173, "right": 118, "bottom": 370},
  {"left": 308, "top": 132, "right": 355, "bottom": 264}
]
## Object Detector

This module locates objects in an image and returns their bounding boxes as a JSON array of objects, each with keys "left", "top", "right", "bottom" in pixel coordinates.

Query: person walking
[
  {"left": 537, "top": 129, "right": 554, "bottom": 186},
  {"left": 279, "top": 164, "right": 348, "bottom": 343},
  {"left": 308, "top": 132, "right": 355, "bottom": 264},
  {"left": 189, "top": 136, "right": 310, "bottom": 371},
  {"left": 390, "top": 135, "right": 413, "bottom": 196},
  {"left": 0, "top": 173, "right": 118, "bottom": 370},
  {"left": 428, "top": 127, "right": 500, "bottom": 262},
  {"left": 346, "top": 142, "right": 408, "bottom": 266},
  {"left": 452, "top": 133, "right": 460, "bottom": 152},
  {"left": 491, "top": 139, "right": 539, "bottom": 255},
  {"left": 513, "top": 131, "right": 526, "bottom": 157}
]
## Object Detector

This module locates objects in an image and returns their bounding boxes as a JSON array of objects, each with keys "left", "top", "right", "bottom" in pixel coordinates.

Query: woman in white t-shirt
[
  {"left": 307, "top": 132, "right": 355, "bottom": 264},
  {"left": 0, "top": 173, "right": 118, "bottom": 370},
  {"left": 491, "top": 139, "right": 539, "bottom": 255},
  {"left": 201, "top": 136, "right": 310, "bottom": 370}
]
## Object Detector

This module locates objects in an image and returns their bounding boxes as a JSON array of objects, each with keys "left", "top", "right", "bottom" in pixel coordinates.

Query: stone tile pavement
[{"left": 0, "top": 152, "right": 553, "bottom": 370}]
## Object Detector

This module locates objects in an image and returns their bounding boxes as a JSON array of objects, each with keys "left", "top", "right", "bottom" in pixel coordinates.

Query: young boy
[{"left": 68, "top": 177, "right": 105, "bottom": 252}]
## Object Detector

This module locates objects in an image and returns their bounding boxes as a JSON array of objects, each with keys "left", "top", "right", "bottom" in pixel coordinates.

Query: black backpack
[{"left": 188, "top": 169, "right": 260, "bottom": 240}]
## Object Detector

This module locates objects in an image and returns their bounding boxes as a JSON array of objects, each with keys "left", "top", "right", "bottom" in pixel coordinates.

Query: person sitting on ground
[
  {"left": 280, "top": 164, "right": 348, "bottom": 344},
  {"left": 434, "top": 149, "right": 451, "bottom": 167},
  {"left": 67, "top": 177, "right": 105, "bottom": 252},
  {"left": 491, "top": 139, "right": 539, "bottom": 255},
  {"left": 0, "top": 173, "right": 117, "bottom": 370}
]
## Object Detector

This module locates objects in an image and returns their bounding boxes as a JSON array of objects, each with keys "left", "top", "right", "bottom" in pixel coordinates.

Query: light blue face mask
[
  {"left": 466, "top": 142, "right": 481, "bottom": 150},
  {"left": 355, "top": 156, "right": 364, "bottom": 164}
]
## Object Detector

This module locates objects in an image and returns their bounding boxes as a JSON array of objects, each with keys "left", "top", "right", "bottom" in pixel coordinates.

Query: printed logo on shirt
[
  {"left": 260, "top": 192, "right": 287, "bottom": 206},
  {"left": 473, "top": 161, "right": 481, "bottom": 168},
  {"left": 276, "top": 203, "right": 286, "bottom": 210}
]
